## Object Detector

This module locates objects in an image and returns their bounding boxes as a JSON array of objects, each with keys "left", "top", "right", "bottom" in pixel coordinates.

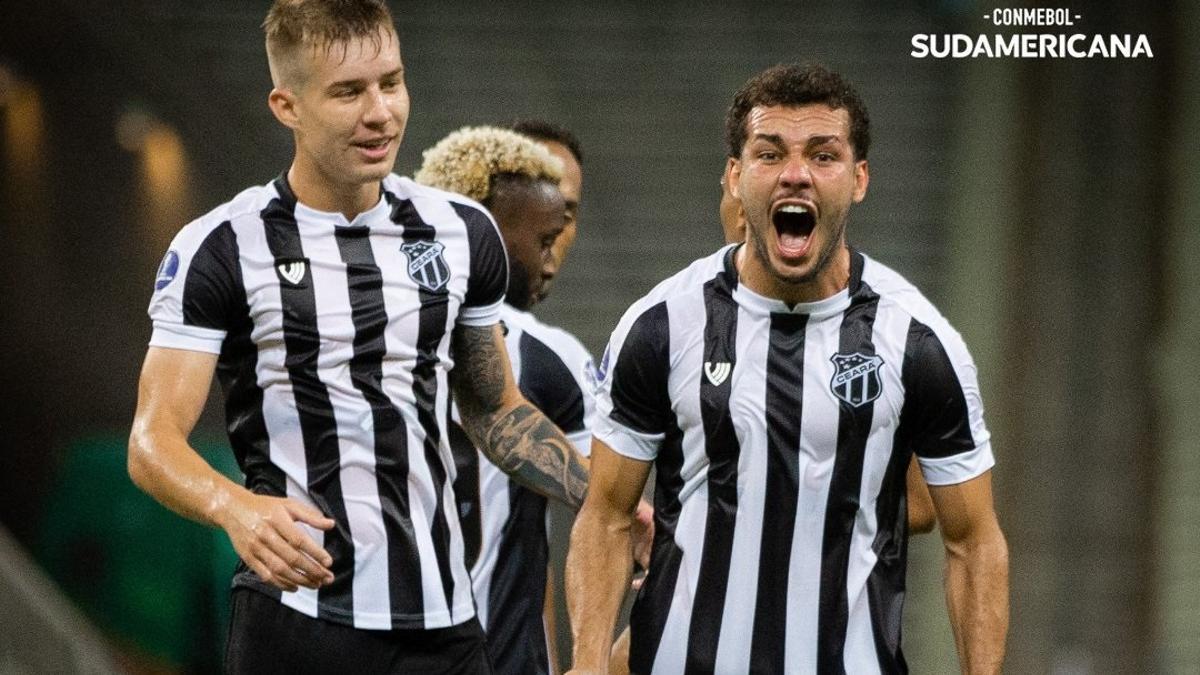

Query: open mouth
[
  {"left": 772, "top": 204, "right": 816, "bottom": 257},
  {"left": 354, "top": 137, "right": 392, "bottom": 158}
]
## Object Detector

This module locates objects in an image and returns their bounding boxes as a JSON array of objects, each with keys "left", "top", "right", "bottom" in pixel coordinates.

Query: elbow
[{"left": 126, "top": 427, "right": 154, "bottom": 493}]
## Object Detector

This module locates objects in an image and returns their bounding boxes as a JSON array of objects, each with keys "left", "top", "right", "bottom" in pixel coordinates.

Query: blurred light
[
  {"left": 142, "top": 124, "right": 187, "bottom": 199},
  {"left": 2, "top": 65, "right": 45, "bottom": 180},
  {"left": 132, "top": 114, "right": 192, "bottom": 252}
]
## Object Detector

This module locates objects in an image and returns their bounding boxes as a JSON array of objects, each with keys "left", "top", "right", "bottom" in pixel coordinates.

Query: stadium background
[{"left": 1, "top": 0, "right": 1195, "bottom": 672}]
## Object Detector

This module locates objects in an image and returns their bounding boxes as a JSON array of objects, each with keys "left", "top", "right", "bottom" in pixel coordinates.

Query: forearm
[
  {"left": 460, "top": 400, "right": 590, "bottom": 509},
  {"left": 944, "top": 529, "right": 1009, "bottom": 674},
  {"left": 128, "top": 422, "right": 242, "bottom": 529},
  {"left": 567, "top": 502, "right": 634, "bottom": 672}
]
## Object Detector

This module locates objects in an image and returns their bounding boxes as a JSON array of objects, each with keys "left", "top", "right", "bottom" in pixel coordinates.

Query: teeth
[{"left": 779, "top": 204, "right": 808, "bottom": 214}]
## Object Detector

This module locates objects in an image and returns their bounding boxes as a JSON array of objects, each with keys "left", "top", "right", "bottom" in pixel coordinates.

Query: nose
[
  {"left": 362, "top": 87, "right": 390, "bottom": 127},
  {"left": 778, "top": 155, "right": 812, "bottom": 189},
  {"left": 541, "top": 250, "right": 558, "bottom": 280}
]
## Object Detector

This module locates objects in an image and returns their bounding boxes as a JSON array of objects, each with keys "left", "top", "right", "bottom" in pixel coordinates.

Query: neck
[
  {"left": 287, "top": 160, "right": 381, "bottom": 220},
  {"left": 735, "top": 243, "right": 851, "bottom": 306}
]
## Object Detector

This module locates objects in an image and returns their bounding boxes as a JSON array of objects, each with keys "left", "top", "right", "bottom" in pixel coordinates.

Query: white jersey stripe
[
  {"left": 712, "top": 305, "right": 770, "bottom": 674},
  {"left": 303, "top": 224, "right": 396, "bottom": 628},
  {"left": 784, "top": 310, "right": 843, "bottom": 671}
]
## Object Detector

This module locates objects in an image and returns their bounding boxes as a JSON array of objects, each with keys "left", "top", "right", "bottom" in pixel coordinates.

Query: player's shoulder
[
  {"left": 859, "top": 251, "right": 967, "bottom": 346},
  {"left": 166, "top": 181, "right": 280, "bottom": 256},
  {"left": 502, "top": 305, "right": 592, "bottom": 369}
]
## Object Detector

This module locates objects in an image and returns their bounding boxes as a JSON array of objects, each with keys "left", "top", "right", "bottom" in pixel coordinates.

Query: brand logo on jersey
[
  {"left": 704, "top": 361, "right": 731, "bottom": 386},
  {"left": 830, "top": 352, "right": 884, "bottom": 407},
  {"left": 154, "top": 250, "right": 179, "bottom": 291},
  {"left": 400, "top": 240, "right": 450, "bottom": 292},
  {"left": 275, "top": 259, "right": 308, "bottom": 286}
]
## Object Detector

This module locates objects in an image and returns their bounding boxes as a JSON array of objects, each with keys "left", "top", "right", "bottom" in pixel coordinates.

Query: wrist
[{"left": 204, "top": 478, "right": 239, "bottom": 529}]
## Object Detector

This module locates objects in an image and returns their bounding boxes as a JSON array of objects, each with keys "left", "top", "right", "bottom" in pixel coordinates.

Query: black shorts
[{"left": 225, "top": 588, "right": 492, "bottom": 674}]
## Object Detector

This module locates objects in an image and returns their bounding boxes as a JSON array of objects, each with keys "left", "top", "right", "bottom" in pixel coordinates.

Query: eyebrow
[
  {"left": 749, "top": 133, "right": 845, "bottom": 149},
  {"left": 327, "top": 67, "right": 404, "bottom": 91}
]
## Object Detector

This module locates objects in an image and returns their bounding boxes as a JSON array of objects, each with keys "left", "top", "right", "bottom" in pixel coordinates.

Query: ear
[
  {"left": 726, "top": 157, "right": 742, "bottom": 200},
  {"left": 268, "top": 87, "right": 300, "bottom": 130},
  {"left": 852, "top": 159, "right": 870, "bottom": 203}
]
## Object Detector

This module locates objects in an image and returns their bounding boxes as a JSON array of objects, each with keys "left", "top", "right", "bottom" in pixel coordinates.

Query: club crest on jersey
[
  {"left": 830, "top": 352, "right": 884, "bottom": 407},
  {"left": 154, "top": 250, "right": 180, "bottom": 290},
  {"left": 400, "top": 240, "right": 450, "bottom": 292},
  {"left": 704, "top": 361, "right": 731, "bottom": 386},
  {"left": 275, "top": 259, "right": 309, "bottom": 286}
]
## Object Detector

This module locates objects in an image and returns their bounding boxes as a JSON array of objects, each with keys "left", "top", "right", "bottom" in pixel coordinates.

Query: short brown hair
[
  {"left": 724, "top": 63, "right": 871, "bottom": 160},
  {"left": 263, "top": 0, "right": 396, "bottom": 87}
]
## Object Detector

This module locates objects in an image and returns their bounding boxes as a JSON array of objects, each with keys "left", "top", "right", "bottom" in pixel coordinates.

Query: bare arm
[
  {"left": 128, "top": 346, "right": 334, "bottom": 592},
  {"left": 930, "top": 470, "right": 1009, "bottom": 674},
  {"left": 451, "top": 323, "right": 589, "bottom": 509},
  {"left": 566, "top": 439, "right": 652, "bottom": 674},
  {"left": 906, "top": 455, "right": 937, "bottom": 534}
]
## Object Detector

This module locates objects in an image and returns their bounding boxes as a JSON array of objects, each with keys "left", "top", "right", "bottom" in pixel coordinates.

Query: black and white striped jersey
[
  {"left": 450, "top": 304, "right": 595, "bottom": 675},
  {"left": 146, "top": 173, "right": 508, "bottom": 631},
  {"left": 595, "top": 245, "right": 994, "bottom": 674}
]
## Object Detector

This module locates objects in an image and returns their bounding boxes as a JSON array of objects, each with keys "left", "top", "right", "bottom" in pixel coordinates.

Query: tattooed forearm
[
  {"left": 475, "top": 403, "right": 588, "bottom": 509},
  {"left": 451, "top": 323, "right": 590, "bottom": 509},
  {"left": 450, "top": 324, "right": 508, "bottom": 409}
]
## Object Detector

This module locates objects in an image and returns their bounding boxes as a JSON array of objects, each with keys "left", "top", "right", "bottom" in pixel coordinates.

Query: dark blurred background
[{"left": 1, "top": 0, "right": 1196, "bottom": 673}]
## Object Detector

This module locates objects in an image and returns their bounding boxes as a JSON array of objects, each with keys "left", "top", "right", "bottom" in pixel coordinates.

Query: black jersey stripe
[
  {"left": 391, "top": 194, "right": 457, "bottom": 614},
  {"left": 449, "top": 418, "right": 482, "bottom": 570},
  {"left": 748, "top": 312, "right": 808, "bottom": 673},
  {"left": 684, "top": 276, "right": 741, "bottom": 674},
  {"left": 622, "top": 302, "right": 683, "bottom": 674},
  {"left": 518, "top": 331, "right": 587, "bottom": 434},
  {"left": 333, "top": 225, "right": 425, "bottom": 622},
  {"left": 189, "top": 222, "right": 282, "bottom": 498},
  {"left": 816, "top": 283, "right": 882, "bottom": 673},
  {"left": 868, "top": 338, "right": 914, "bottom": 674},
  {"left": 206, "top": 222, "right": 287, "bottom": 603},
  {"left": 260, "top": 192, "right": 355, "bottom": 620}
]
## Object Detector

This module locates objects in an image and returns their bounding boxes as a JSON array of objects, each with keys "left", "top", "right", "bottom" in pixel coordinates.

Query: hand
[
  {"left": 631, "top": 498, "right": 654, "bottom": 574},
  {"left": 217, "top": 490, "right": 336, "bottom": 592}
]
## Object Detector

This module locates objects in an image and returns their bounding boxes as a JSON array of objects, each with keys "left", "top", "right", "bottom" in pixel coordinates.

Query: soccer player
[
  {"left": 127, "top": 2, "right": 589, "bottom": 672},
  {"left": 415, "top": 125, "right": 594, "bottom": 675},
  {"left": 511, "top": 120, "right": 584, "bottom": 305},
  {"left": 567, "top": 63, "right": 1009, "bottom": 674},
  {"left": 722, "top": 163, "right": 937, "bottom": 535}
]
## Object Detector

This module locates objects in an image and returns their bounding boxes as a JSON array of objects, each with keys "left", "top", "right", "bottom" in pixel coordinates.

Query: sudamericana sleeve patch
[{"left": 154, "top": 250, "right": 180, "bottom": 290}]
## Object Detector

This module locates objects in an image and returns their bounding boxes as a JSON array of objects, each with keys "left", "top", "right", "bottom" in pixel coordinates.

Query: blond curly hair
[{"left": 414, "top": 126, "right": 563, "bottom": 203}]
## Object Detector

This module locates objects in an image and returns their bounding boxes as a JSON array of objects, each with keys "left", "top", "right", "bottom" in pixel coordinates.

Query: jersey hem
[
  {"left": 458, "top": 298, "right": 504, "bottom": 327},
  {"left": 917, "top": 441, "right": 996, "bottom": 485},
  {"left": 149, "top": 322, "right": 225, "bottom": 354},
  {"left": 232, "top": 577, "right": 477, "bottom": 630},
  {"left": 594, "top": 419, "right": 661, "bottom": 461}
]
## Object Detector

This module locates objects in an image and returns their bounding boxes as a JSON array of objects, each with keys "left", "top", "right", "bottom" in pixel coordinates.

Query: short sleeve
[
  {"left": 452, "top": 202, "right": 508, "bottom": 326},
  {"left": 516, "top": 330, "right": 595, "bottom": 457},
  {"left": 147, "top": 221, "right": 242, "bottom": 354},
  {"left": 903, "top": 320, "right": 995, "bottom": 485},
  {"left": 593, "top": 301, "right": 672, "bottom": 461}
]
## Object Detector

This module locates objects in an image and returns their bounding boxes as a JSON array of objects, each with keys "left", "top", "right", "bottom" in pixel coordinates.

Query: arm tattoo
[{"left": 452, "top": 324, "right": 589, "bottom": 509}]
